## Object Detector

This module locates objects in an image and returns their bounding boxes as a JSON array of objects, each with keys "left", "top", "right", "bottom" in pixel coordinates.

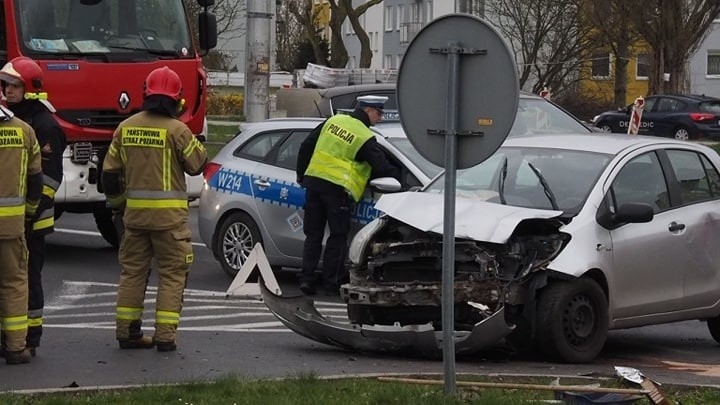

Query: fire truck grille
[{"left": 56, "top": 109, "right": 141, "bottom": 130}]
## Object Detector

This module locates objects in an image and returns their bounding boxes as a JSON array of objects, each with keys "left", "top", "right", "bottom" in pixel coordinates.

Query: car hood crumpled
[
  {"left": 375, "top": 192, "right": 563, "bottom": 243},
  {"left": 259, "top": 281, "right": 514, "bottom": 357}
]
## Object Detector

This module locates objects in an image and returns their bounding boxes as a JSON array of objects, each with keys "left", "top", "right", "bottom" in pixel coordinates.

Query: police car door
[{"left": 251, "top": 129, "right": 310, "bottom": 259}]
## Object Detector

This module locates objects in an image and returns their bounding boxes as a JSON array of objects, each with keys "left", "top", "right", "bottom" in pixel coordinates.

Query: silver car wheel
[
  {"left": 216, "top": 212, "right": 262, "bottom": 278},
  {"left": 674, "top": 127, "right": 690, "bottom": 141},
  {"left": 223, "top": 222, "right": 254, "bottom": 270}
]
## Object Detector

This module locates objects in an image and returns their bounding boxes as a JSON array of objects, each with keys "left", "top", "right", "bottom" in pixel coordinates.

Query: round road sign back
[{"left": 398, "top": 14, "right": 519, "bottom": 169}]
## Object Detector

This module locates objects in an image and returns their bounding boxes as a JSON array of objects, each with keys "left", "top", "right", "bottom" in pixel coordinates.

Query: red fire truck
[{"left": 1, "top": 0, "right": 217, "bottom": 246}]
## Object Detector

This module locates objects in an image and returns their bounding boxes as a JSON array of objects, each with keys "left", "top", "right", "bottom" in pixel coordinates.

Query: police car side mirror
[{"left": 369, "top": 177, "right": 401, "bottom": 193}]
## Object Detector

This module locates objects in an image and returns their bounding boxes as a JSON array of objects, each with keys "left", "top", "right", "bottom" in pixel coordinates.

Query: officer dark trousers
[
  {"left": 26, "top": 233, "right": 45, "bottom": 349},
  {"left": 300, "top": 187, "right": 352, "bottom": 290}
]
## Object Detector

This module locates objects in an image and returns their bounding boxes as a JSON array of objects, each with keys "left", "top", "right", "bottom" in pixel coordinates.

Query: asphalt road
[{"left": 1, "top": 209, "right": 720, "bottom": 393}]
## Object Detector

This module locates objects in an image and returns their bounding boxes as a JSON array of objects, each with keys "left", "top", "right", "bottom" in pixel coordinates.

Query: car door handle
[
  {"left": 668, "top": 221, "right": 685, "bottom": 232},
  {"left": 254, "top": 179, "right": 271, "bottom": 189}
]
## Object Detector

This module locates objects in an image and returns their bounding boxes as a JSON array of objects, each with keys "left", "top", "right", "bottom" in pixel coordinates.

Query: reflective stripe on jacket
[
  {"left": 304, "top": 114, "right": 372, "bottom": 201},
  {"left": 0, "top": 120, "right": 42, "bottom": 238},
  {"left": 102, "top": 111, "right": 207, "bottom": 230}
]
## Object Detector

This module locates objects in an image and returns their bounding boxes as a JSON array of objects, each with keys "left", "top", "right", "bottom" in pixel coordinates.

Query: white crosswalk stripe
[{"left": 44, "top": 280, "right": 347, "bottom": 333}]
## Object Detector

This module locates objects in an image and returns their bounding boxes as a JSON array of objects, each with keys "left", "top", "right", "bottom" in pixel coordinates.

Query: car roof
[
  {"left": 648, "top": 94, "right": 720, "bottom": 102},
  {"left": 502, "top": 133, "right": 695, "bottom": 155}
]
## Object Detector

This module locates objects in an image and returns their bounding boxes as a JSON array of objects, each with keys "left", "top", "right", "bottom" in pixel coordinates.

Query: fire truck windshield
[{"left": 15, "top": 0, "right": 194, "bottom": 58}]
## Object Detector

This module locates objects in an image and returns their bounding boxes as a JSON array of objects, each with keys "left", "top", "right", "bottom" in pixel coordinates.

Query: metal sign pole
[{"left": 441, "top": 41, "right": 460, "bottom": 394}]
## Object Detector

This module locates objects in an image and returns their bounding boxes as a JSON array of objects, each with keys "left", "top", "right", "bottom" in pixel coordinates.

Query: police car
[{"left": 198, "top": 92, "right": 591, "bottom": 278}]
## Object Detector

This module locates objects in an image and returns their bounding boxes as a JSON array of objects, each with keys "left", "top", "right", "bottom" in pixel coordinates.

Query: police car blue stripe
[{"left": 209, "top": 169, "right": 382, "bottom": 225}]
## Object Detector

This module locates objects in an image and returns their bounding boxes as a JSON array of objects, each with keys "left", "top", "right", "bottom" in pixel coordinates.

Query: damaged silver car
[{"left": 263, "top": 133, "right": 720, "bottom": 364}]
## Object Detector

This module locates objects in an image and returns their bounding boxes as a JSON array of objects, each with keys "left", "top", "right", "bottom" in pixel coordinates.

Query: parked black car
[{"left": 592, "top": 94, "right": 720, "bottom": 140}]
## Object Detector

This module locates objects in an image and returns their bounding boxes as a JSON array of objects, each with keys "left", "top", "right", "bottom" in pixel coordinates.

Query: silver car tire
[
  {"left": 673, "top": 126, "right": 691, "bottom": 141},
  {"left": 216, "top": 212, "right": 262, "bottom": 278},
  {"left": 598, "top": 122, "right": 613, "bottom": 133},
  {"left": 535, "top": 278, "right": 608, "bottom": 363}
]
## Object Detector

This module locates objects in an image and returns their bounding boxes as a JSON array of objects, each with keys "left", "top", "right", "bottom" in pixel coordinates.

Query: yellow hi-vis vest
[{"left": 305, "top": 114, "right": 373, "bottom": 201}]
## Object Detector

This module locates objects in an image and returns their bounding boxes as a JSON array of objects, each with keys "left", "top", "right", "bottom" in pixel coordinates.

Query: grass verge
[
  {"left": 205, "top": 123, "right": 239, "bottom": 160},
  {"left": 3, "top": 374, "right": 719, "bottom": 404}
]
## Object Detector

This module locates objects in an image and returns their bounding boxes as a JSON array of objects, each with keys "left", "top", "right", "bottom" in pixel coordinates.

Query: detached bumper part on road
[{"left": 259, "top": 281, "right": 514, "bottom": 356}]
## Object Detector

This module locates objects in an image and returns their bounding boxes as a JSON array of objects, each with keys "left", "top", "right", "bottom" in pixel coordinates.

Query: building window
[
  {"left": 384, "top": 54, "right": 392, "bottom": 68},
  {"left": 591, "top": 52, "right": 611, "bottom": 79},
  {"left": 459, "top": 0, "right": 484, "bottom": 17},
  {"left": 425, "top": 1, "right": 433, "bottom": 23},
  {"left": 396, "top": 5, "right": 403, "bottom": 31},
  {"left": 411, "top": 3, "right": 420, "bottom": 22},
  {"left": 708, "top": 51, "right": 720, "bottom": 76},
  {"left": 385, "top": 6, "right": 394, "bottom": 31},
  {"left": 636, "top": 53, "right": 650, "bottom": 79}
]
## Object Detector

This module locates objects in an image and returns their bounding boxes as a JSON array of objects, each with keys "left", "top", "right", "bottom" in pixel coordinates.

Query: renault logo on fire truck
[{"left": 118, "top": 91, "right": 130, "bottom": 110}]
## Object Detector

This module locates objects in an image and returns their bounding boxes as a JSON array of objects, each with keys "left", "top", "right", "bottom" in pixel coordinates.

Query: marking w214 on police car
[{"left": 212, "top": 169, "right": 251, "bottom": 195}]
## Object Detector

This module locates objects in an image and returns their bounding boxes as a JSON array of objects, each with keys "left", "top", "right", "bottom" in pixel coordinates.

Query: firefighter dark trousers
[
  {"left": 27, "top": 234, "right": 45, "bottom": 348},
  {"left": 299, "top": 187, "right": 352, "bottom": 290},
  {"left": 0, "top": 237, "right": 29, "bottom": 352},
  {"left": 116, "top": 223, "right": 192, "bottom": 344}
]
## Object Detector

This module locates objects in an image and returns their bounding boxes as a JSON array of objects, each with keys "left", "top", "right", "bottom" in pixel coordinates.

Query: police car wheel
[{"left": 216, "top": 212, "right": 262, "bottom": 278}]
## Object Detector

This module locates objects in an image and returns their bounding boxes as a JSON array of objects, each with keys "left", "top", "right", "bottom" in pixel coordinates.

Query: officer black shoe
[
  {"left": 5, "top": 348, "right": 31, "bottom": 365},
  {"left": 299, "top": 281, "right": 316, "bottom": 296},
  {"left": 118, "top": 336, "right": 156, "bottom": 349},
  {"left": 156, "top": 341, "right": 177, "bottom": 352}
]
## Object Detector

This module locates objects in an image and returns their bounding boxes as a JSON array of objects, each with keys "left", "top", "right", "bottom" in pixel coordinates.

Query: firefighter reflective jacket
[
  {"left": 102, "top": 111, "right": 207, "bottom": 230},
  {"left": 304, "top": 114, "right": 373, "bottom": 201},
  {"left": 0, "top": 114, "right": 42, "bottom": 238},
  {"left": 9, "top": 100, "right": 66, "bottom": 235}
]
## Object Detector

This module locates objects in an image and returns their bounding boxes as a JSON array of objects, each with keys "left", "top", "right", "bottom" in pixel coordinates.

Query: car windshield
[
  {"left": 15, "top": 0, "right": 193, "bottom": 59},
  {"left": 386, "top": 137, "right": 443, "bottom": 178},
  {"left": 426, "top": 146, "right": 612, "bottom": 214},
  {"left": 509, "top": 98, "right": 590, "bottom": 136}
]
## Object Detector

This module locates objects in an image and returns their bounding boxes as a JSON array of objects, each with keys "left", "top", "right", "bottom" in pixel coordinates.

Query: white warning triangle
[{"left": 225, "top": 243, "right": 282, "bottom": 297}]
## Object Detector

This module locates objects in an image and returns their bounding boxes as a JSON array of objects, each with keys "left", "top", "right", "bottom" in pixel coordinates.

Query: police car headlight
[{"left": 348, "top": 217, "right": 386, "bottom": 265}]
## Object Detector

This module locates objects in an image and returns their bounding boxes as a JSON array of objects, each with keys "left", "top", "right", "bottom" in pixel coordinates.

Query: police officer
[
  {"left": 0, "top": 57, "right": 66, "bottom": 356},
  {"left": 102, "top": 66, "right": 207, "bottom": 351},
  {"left": 296, "top": 95, "right": 399, "bottom": 296},
  {"left": 0, "top": 104, "right": 42, "bottom": 364}
]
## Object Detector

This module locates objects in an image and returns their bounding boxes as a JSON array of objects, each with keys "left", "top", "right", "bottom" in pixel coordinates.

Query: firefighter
[
  {"left": 0, "top": 56, "right": 66, "bottom": 356},
  {"left": 102, "top": 66, "right": 207, "bottom": 352},
  {"left": 295, "top": 95, "right": 399, "bottom": 296},
  {"left": 0, "top": 103, "right": 42, "bottom": 364}
]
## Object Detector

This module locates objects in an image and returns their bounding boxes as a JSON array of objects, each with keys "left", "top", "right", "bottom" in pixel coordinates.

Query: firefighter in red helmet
[
  {"left": 102, "top": 66, "right": 207, "bottom": 352},
  {"left": 0, "top": 56, "right": 66, "bottom": 357}
]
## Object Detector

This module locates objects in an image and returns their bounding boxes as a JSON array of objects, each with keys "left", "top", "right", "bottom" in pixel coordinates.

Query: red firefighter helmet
[
  {"left": 144, "top": 66, "right": 182, "bottom": 101},
  {"left": 0, "top": 56, "right": 43, "bottom": 92}
]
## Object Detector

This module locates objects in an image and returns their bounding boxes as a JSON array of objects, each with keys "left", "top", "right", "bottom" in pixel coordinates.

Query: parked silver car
[
  {"left": 199, "top": 92, "right": 590, "bottom": 278},
  {"left": 261, "top": 133, "right": 720, "bottom": 363}
]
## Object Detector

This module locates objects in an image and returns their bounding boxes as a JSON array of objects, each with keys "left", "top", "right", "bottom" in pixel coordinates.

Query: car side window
[
  {"left": 666, "top": 149, "right": 720, "bottom": 205},
  {"left": 611, "top": 152, "right": 669, "bottom": 213},
  {"left": 274, "top": 130, "right": 310, "bottom": 170},
  {"left": 234, "top": 131, "right": 288, "bottom": 161},
  {"left": 655, "top": 98, "right": 683, "bottom": 113},
  {"left": 643, "top": 97, "right": 656, "bottom": 112}
]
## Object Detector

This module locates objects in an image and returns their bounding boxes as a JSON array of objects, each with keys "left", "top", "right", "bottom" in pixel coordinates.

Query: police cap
[{"left": 356, "top": 95, "right": 388, "bottom": 111}]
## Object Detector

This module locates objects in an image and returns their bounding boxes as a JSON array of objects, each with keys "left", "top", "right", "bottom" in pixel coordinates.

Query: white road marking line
[{"left": 55, "top": 228, "right": 206, "bottom": 246}]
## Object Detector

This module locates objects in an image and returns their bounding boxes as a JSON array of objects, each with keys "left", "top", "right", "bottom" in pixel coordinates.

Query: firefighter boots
[
  {"left": 118, "top": 336, "right": 155, "bottom": 349},
  {"left": 155, "top": 340, "right": 177, "bottom": 352},
  {"left": 5, "top": 348, "right": 31, "bottom": 365}
]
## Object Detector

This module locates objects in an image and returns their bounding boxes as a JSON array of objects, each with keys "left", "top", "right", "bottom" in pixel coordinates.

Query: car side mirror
[
  {"left": 369, "top": 177, "right": 402, "bottom": 193},
  {"left": 597, "top": 202, "right": 654, "bottom": 230}
]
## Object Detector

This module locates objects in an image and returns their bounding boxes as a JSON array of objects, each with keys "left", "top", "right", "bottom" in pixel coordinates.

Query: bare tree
[
  {"left": 338, "top": 0, "right": 383, "bottom": 68},
  {"left": 183, "top": 0, "right": 246, "bottom": 43},
  {"left": 287, "top": 0, "right": 329, "bottom": 67},
  {"left": 581, "top": 1, "right": 642, "bottom": 107},
  {"left": 629, "top": 0, "right": 720, "bottom": 94},
  {"left": 486, "top": 0, "right": 594, "bottom": 95}
]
